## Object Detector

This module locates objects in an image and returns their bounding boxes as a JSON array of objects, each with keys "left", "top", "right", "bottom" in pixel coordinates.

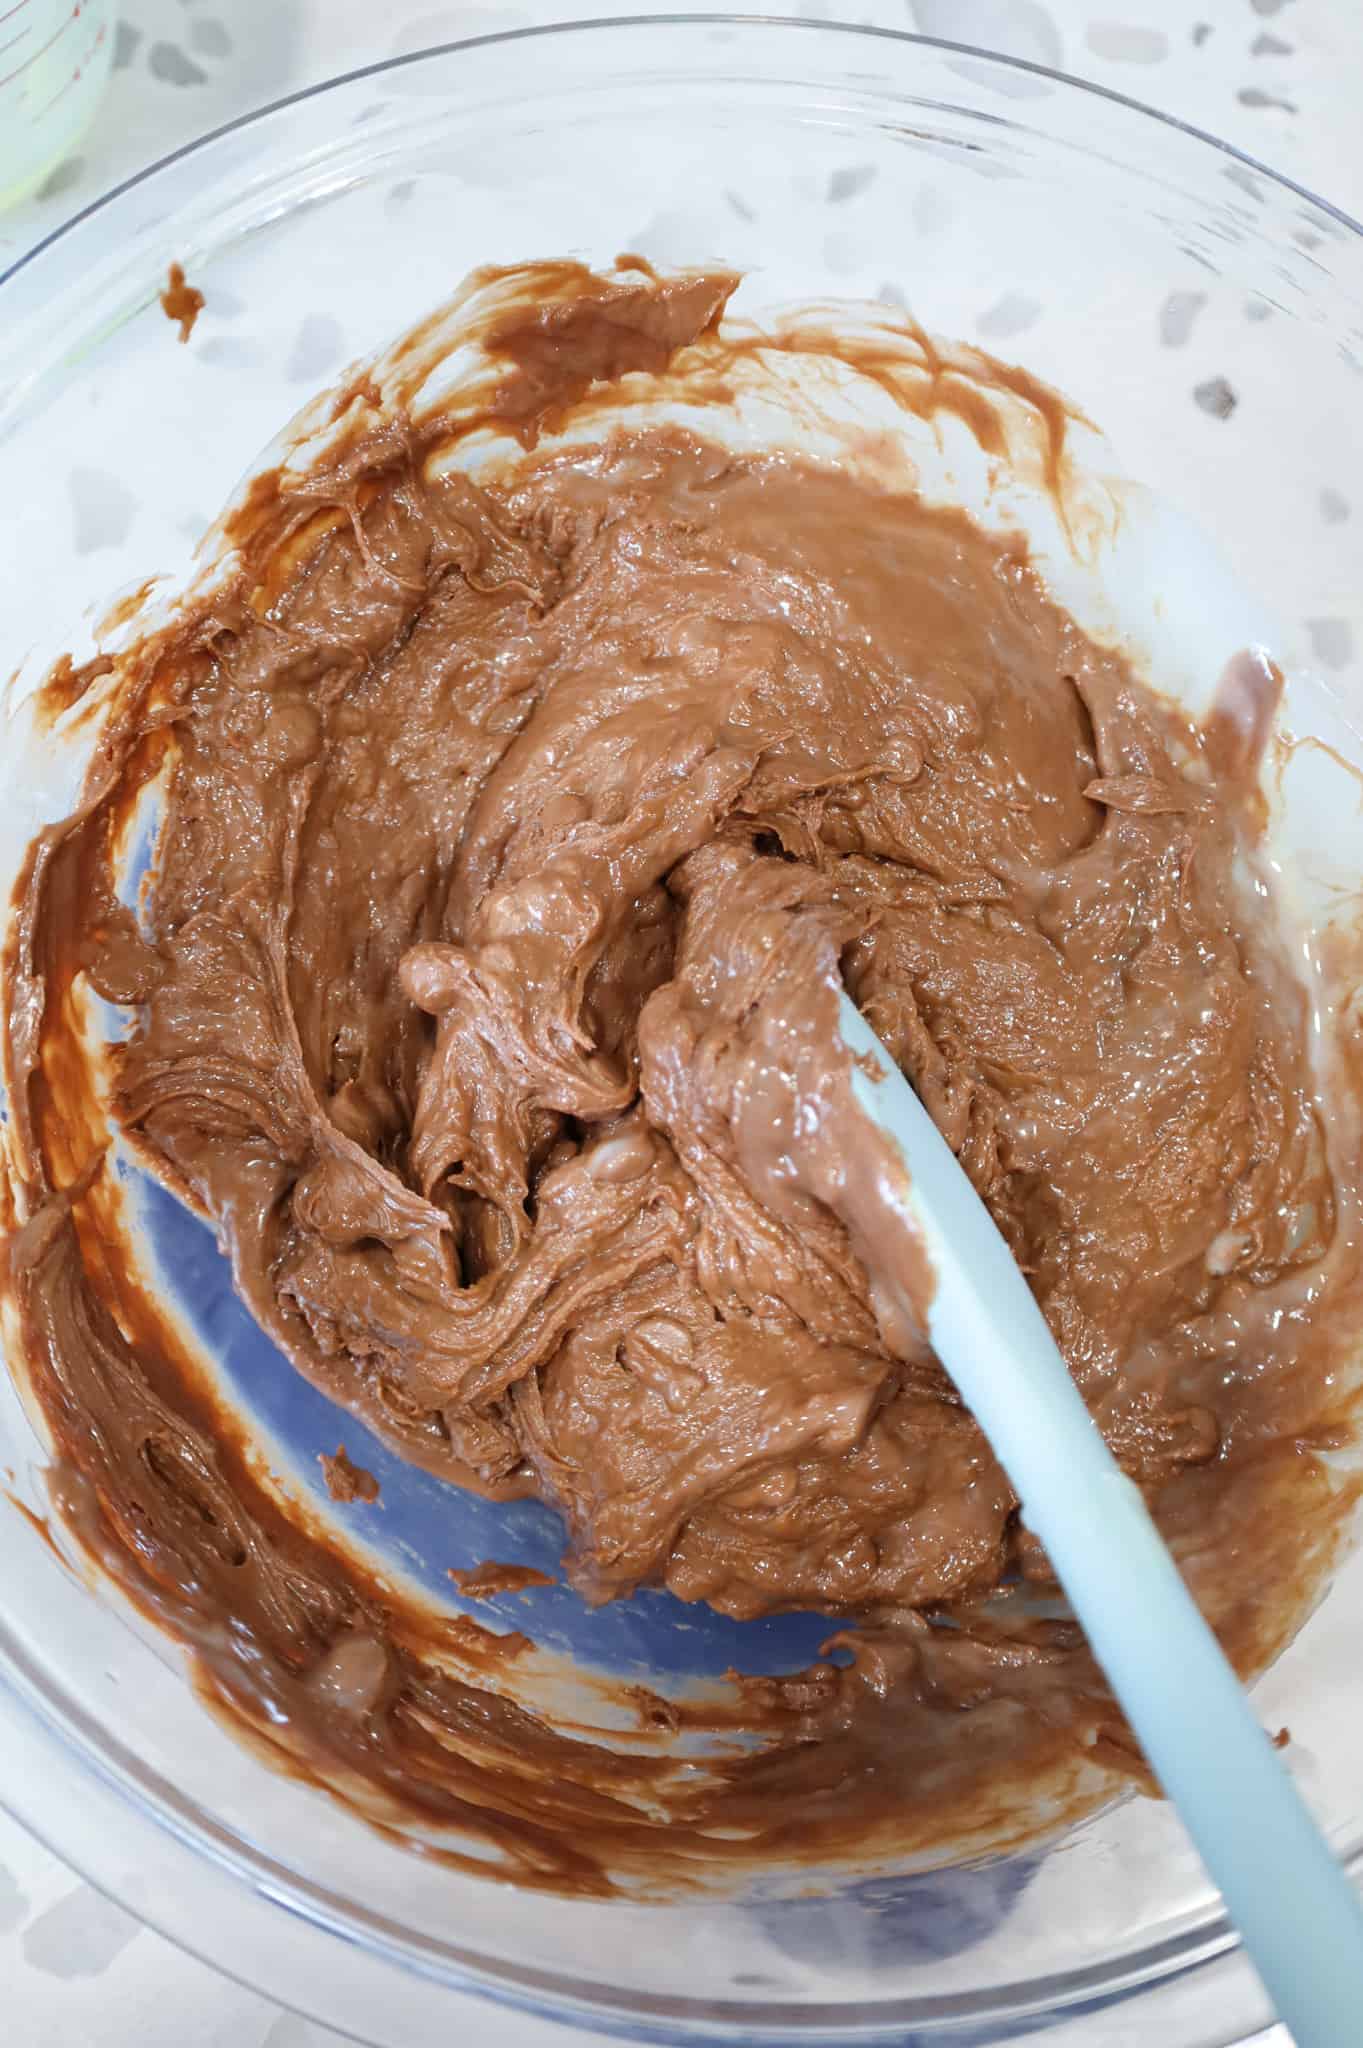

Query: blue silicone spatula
[{"left": 837, "top": 991, "right": 1363, "bottom": 2046}]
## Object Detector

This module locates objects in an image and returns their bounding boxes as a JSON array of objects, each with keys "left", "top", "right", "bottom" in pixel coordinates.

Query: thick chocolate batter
[{"left": 2, "top": 262, "right": 1358, "bottom": 1894}]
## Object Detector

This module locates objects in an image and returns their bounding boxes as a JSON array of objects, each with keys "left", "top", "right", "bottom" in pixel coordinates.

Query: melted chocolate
[
  {"left": 2, "top": 262, "right": 1358, "bottom": 1897},
  {"left": 448, "top": 1561, "right": 556, "bottom": 1598},
  {"left": 320, "top": 1445, "right": 380, "bottom": 1504},
  {"left": 160, "top": 262, "right": 204, "bottom": 346}
]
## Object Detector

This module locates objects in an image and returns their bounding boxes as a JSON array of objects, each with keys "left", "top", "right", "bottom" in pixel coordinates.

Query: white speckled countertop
[{"left": 1, "top": 3, "right": 1359, "bottom": 2042}]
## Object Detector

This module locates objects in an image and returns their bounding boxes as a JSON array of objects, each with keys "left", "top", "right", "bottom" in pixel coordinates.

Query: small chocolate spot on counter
[{"left": 160, "top": 262, "right": 205, "bottom": 345}]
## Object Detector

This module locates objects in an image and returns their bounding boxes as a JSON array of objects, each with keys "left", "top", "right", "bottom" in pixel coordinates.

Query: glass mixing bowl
[{"left": 1, "top": 19, "right": 1362, "bottom": 2047}]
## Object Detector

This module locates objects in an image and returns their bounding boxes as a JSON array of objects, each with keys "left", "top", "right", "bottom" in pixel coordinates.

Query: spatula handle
[{"left": 840, "top": 994, "right": 1363, "bottom": 2046}]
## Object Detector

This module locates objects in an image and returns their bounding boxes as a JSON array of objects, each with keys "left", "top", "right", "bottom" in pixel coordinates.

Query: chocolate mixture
[
  {"left": 2, "top": 262, "right": 1358, "bottom": 1895},
  {"left": 159, "top": 261, "right": 204, "bottom": 346}
]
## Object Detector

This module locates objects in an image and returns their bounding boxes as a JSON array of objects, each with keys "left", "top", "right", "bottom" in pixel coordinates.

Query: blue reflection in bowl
[
  {"left": 120, "top": 1107, "right": 1049, "bottom": 2032},
  {"left": 136, "top": 1171, "right": 840, "bottom": 1680}
]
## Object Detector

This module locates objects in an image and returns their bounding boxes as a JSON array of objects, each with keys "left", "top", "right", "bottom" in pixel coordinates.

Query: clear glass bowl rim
[
  {"left": 4, "top": 8, "right": 1362, "bottom": 294},
  {"left": 1, "top": 16, "right": 1360, "bottom": 2045}
]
